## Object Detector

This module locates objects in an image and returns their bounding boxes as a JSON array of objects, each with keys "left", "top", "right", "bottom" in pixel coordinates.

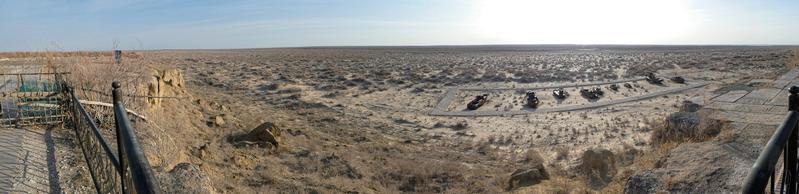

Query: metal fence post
[
  {"left": 789, "top": 86, "right": 799, "bottom": 194},
  {"left": 112, "top": 81, "right": 127, "bottom": 193}
]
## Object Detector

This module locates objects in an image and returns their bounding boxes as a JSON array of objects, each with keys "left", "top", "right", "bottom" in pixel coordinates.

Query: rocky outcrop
[
  {"left": 145, "top": 69, "right": 187, "bottom": 108},
  {"left": 624, "top": 170, "right": 660, "bottom": 194}
]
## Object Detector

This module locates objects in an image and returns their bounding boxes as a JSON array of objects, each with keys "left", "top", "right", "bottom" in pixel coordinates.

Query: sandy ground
[{"left": 2, "top": 45, "right": 796, "bottom": 193}]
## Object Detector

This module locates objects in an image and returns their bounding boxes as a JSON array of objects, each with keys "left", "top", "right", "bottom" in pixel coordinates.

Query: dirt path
[{"left": 431, "top": 82, "right": 708, "bottom": 116}]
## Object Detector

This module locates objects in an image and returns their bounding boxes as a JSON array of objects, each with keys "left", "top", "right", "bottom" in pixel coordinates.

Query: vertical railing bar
[
  {"left": 790, "top": 89, "right": 799, "bottom": 194},
  {"left": 781, "top": 166, "right": 787, "bottom": 194},
  {"left": 68, "top": 88, "right": 103, "bottom": 193},
  {"left": 114, "top": 83, "right": 127, "bottom": 194},
  {"left": 112, "top": 81, "right": 160, "bottom": 194}
]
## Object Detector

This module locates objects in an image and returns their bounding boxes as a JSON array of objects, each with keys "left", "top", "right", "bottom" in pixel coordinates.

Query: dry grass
[
  {"left": 36, "top": 50, "right": 154, "bottom": 113},
  {"left": 0, "top": 51, "right": 140, "bottom": 59},
  {"left": 789, "top": 49, "right": 799, "bottom": 69},
  {"left": 522, "top": 176, "right": 594, "bottom": 194},
  {"left": 649, "top": 109, "right": 729, "bottom": 146}
]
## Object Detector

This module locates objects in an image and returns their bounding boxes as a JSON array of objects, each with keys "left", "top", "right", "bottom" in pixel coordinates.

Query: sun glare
[{"left": 474, "top": 0, "right": 697, "bottom": 44}]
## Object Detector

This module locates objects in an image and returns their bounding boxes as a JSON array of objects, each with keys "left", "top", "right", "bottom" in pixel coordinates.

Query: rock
[
  {"left": 668, "top": 112, "right": 700, "bottom": 130},
  {"left": 160, "top": 163, "right": 215, "bottom": 194},
  {"left": 653, "top": 111, "right": 728, "bottom": 144},
  {"left": 579, "top": 148, "right": 616, "bottom": 189},
  {"left": 231, "top": 122, "right": 282, "bottom": 149},
  {"left": 144, "top": 68, "right": 187, "bottom": 108},
  {"left": 506, "top": 150, "right": 549, "bottom": 191},
  {"left": 505, "top": 167, "right": 549, "bottom": 191},
  {"left": 680, "top": 100, "right": 703, "bottom": 112},
  {"left": 162, "top": 69, "right": 185, "bottom": 88},
  {"left": 624, "top": 170, "right": 660, "bottom": 194},
  {"left": 212, "top": 115, "right": 225, "bottom": 126}
]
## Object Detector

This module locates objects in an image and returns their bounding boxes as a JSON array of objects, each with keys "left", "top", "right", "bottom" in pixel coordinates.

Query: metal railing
[
  {"left": 743, "top": 86, "right": 799, "bottom": 194},
  {"left": 67, "top": 81, "right": 160, "bottom": 194},
  {"left": 1, "top": 72, "right": 68, "bottom": 126}
]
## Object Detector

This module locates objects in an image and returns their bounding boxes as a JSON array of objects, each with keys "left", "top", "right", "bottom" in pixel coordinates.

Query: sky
[{"left": 1, "top": 0, "right": 798, "bottom": 51}]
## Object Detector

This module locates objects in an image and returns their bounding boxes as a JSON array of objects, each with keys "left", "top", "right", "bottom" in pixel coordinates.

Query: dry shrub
[
  {"left": 649, "top": 110, "right": 729, "bottom": 146},
  {"left": 789, "top": 49, "right": 799, "bottom": 68},
  {"left": 554, "top": 146, "right": 569, "bottom": 160},
  {"left": 374, "top": 159, "right": 496, "bottom": 193},
  {"left": 46, "top": 51, "right": 153, "bottom": 114},
  {"left": 37, "top": 50, "right": 182, "bottom": 171},
  {"left": 0, "top": 51, "right": 140, "bottom": 59}
]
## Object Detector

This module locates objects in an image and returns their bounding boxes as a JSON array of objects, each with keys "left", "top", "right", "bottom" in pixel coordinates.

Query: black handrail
[
  {"left": 67, "top": 82, "right": 160, "bottom": 194},
  {"left": 743, "top": 86, "right": 799, "bottom": 194},
  {"left": 112, "top": 81, "right": 159, "bottom": 193}
]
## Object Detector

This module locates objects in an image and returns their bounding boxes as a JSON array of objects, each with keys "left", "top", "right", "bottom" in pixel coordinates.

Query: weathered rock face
[
  {"left": 506, "top": 150, "right": 549, "bottom": 191},
  {"left": 624, "top": 170, "right": 660, "bottom": 194},
  {"left": 230, "top": 122, "right": 282, "bottom": 149},
  {"left": 579, "top": 148, "right": 616, "bottom": 189},
  {"left": 623, "top": 142, "right": 747, "bottom": 193},
  {"left": 145, "top": 69, "right": 186, "bottom": 108}
]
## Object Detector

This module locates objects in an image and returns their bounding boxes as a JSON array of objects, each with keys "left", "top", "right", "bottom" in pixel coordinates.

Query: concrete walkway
[
  {"left": 0, "top": 127, "right": 61, "bottom": 194},
  {"left": 703, "top": 68, "right": 799, "bottom": 180}
]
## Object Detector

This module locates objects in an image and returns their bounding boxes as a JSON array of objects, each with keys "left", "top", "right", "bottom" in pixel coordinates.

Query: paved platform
[
  {"left": 705, "top": 68, "right": 799, "bottom": 163},
  {"left": 0, "top": 127, "right": 61, "bottom": 193}
]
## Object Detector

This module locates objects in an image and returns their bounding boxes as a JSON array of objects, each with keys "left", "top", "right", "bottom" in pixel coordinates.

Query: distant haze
[{"left": 1, "top": 0, "right": 798, "bottom": 51}]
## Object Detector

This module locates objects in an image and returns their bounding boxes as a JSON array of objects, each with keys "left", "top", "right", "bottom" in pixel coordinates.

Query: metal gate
[{"left": 0, "top": 72, "right": 68, "bottom": 127}]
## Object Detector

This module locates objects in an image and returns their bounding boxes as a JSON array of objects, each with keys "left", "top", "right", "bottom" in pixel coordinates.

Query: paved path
[
  {"left": 460, "top": 77, "right": 647, "bottom": 91},
  {"left": 432, "top": 78, "right": 650, "bottom": 115},
  {"left": 0, "top": 127, "right": 60, "bottom": 193},
  {"left": 702, "top": 68, "right": 799, "bottom": 180},
  {"left": 0, "top": 64, "right": 60, "bottom": 193}
]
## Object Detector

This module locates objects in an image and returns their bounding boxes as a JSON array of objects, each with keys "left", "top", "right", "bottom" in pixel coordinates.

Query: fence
[
  {"left": 0, "top": 72, "right": 67, "bottom": 126},
  {"left": 67, "top": 81, "right": 160, "bottom": 194},
  {"left": 743, "top": 86, "right": 799, "bottom": 194}
]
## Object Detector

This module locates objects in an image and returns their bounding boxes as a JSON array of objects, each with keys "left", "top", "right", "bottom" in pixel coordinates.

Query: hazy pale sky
[{"left": 1, "top": 0, "right": 798, "bottom": 51}]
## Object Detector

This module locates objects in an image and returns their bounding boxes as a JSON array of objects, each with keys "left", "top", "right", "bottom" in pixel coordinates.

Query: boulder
[
  {"left": 579, "top": 148, "right": 616, "bottom": 189},
  {"left": 231, "top": 122, "right": 282, "bottom": 149},
  {"left": 506, "top": 150, "right": 549, "bottom": 191},
  {"left": 505, "top": 167, "right": 549, "bottom": 191},
  {"left": 624, "top": 170, "right": 660, "bottom": 194},
  {"left": 212, "top": 115, "right": 225, "bottom": 127},
  {"left": 680, "top": 100, "right": 703, "bottom": 112}
]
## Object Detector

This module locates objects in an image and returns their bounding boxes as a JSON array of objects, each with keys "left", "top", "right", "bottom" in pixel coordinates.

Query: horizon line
[{"left": 2, "top": 43, "right": 799, "bottom": 52}]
